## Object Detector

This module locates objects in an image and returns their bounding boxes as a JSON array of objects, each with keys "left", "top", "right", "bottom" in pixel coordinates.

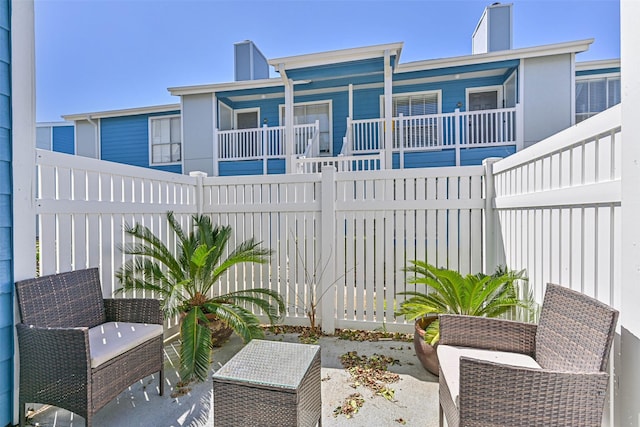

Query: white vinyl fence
[
  {"left": 35, "top": 150, "right": 486, "bottom": 332},
  {"left": 491, "top": 105, "right": 622, "bottom": 426}
]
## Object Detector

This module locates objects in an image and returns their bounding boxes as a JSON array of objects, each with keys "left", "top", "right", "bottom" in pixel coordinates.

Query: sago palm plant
[
  {"left": 396, "top": 262, "right": 533, "bottom": 346},
  {"left": 116, "top": 211, "right": 284, "bottom": 382}
]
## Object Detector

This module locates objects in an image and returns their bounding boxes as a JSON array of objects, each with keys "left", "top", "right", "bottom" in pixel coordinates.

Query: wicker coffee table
[{"left": 212, "top": 339, "right": 322, "bottom": 427}]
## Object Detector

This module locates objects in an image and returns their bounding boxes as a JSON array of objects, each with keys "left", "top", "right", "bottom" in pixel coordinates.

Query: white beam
[{"left": 383, "top": 50, "right": 393, "bottom": 170}]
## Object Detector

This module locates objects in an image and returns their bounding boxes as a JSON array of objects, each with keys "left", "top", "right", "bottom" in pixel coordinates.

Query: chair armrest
[
  {"left": 439, "top": 314, "right": 536, "bottom": 355},
  {"left": 104, "top": 298, "right": 163, "bottom": 324},
  {"left": 458, "top": 357, "right": 609, "bottom": 427},
  {"left": 16, "top": 323, "right": 91, "bottom": 407}
]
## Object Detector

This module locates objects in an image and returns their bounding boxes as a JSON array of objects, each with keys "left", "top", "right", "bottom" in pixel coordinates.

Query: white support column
[
  {"left": 619, "top": 1, "right": 640, "bottom": 424},
  {"left": 383, "top": 49, "right": 393, "bottom": 170},
  {"left": 319, "top": 166, "right": 336, "bottom": 333},
  {"left": 212, "top": 94, "right": 219, "bottom": 176},
  {"left": 454, "top": 108, "right": 461, "bottom": 166},
  {"left": 11, "top": 1, "right": 36, "bottom": 424},
  {"left": 282, "top": 68, "right": 295, "bottom": 174},
  {"left": 348, "top": 83, "right": 353, "bottom": 119}
]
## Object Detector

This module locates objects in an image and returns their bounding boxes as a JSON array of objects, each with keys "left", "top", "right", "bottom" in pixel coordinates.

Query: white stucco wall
[
  {"left": 182, "top": 93, "right": 215, "bottom": 176},
  {"left": 521, "top": 54, "right": 573, "bottom": 148},
  {"left": 75, "top": 120, "right": 99, "bottom": 158}
]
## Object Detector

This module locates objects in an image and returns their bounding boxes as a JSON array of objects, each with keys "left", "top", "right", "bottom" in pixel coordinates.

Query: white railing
[
  {"left": 295, "top": 152, "right": 385, "bottom": 173},
  {"left": 217, "top": 122, "right": 319, "bottom": 161},
  {"left": 345, "top": 107, "right": 520, "bottom": 165}
]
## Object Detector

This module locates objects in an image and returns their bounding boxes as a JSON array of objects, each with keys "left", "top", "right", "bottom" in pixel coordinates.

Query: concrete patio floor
[{"left": 24, "top": 332, "right": 439, "bottom": 427}]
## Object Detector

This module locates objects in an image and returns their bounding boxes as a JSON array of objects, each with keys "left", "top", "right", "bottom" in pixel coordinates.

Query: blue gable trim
[
  {"left": 52, "top": 125, "right": 74, "bottom": 154},
  {"left": 101, "top": 110, "right": 180, "bottom": 170},
  {"left": 0, "top": 0, "right": 12, "bottom": 424},
  {"left": 576, "top": 67, "right": 620, "bottom": 77}
]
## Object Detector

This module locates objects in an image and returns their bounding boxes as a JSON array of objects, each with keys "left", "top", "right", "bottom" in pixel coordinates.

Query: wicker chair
[
  {"left": 15, "top": 268, "right": 165, "bottom": 427},
  {"left": 437, "top": 283, "right": 618, "bottom": 427}
]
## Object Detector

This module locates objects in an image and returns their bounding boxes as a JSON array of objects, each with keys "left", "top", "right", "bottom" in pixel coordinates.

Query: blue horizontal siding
[
  {"left": 395, "top": 59, "right": 520, "bottom": 81},
  {"left": 100, "top": 110, "right": 179, "bottom": 169},
  {"left": 287, "top": 58, "right": 385, "bottom": 82},
  {"left": 460, "top": 146, "right": 516, "bottom": 165},
  {"left": 395, "top": 145, "right": 516, "bottom": 169},
  {"left": 397, "top": 150, "right": 456, "bottom": 168},
  {"left": 52, "top": 125, "right": 74, "bottom": 154},
  {"left": 0, "top": 0, "right": 11, "bottom": 423},
  {"left": 267, "top": 159, "right": 285, "bottom": 174},
  {"left": 150, "top": 164, "right": 182, "bottom": 174},
  {"left": 219, "top": 160, "right": 264, "bottom": 176},
  {"left": 218, "top": 159, "right": 285, "bottom": 176}
]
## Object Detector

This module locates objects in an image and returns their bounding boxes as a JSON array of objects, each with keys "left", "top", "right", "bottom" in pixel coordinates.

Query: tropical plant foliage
[
  {"left": 116, "top": 211, "right": 284, "bottom": 382},
  {"left": 396, "top": 262, "right": 534, "bottom": 345}
]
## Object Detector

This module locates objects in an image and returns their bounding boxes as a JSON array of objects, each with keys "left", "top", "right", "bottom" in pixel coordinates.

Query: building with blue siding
[
  {"left": 44, "top": 3, "right": 620, "bottom": 178},
  {"left": 0, "top": 0, "right": 12, "bottom": 423},
  {"left": 62, "top": 104, "right": 182, "bottom": 174}
]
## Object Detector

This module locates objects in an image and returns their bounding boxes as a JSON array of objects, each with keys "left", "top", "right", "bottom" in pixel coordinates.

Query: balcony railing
[
  {"left": 342, "top": 106, "right": 521, "bottom": 165},
  {"left": 217, "top": 122, "right": 319, "bottom": 161}
]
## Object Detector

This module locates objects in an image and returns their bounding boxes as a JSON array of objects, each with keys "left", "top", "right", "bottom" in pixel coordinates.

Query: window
[
  {"left": 393, "top": 93, "right": 439, "bottom": 117},
  {"left": 576, "top": 76, "right": 620, "bottom": 123},
  {"left": 280, "top": 102, "right": 332, "bottom": 155},
  {"left": 150, "top": 116, "right": 181, "bottom": 164},
  {"left": 391, "top": 92, "right": 440, "bottom": 148}
]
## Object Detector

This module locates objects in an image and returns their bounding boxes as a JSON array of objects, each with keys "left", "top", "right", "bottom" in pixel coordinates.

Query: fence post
[
  {"left": 189, "top": 171, "right": 208, "bottom": 216},
  {"left": 482, "top": 158, "right": 504, "bottom": 275},
  {"left": 320, "top": 165, "right": 337, "bottom": 333},
  {"left": 454, "top": 108, "right": 461, "bottom": 166}
]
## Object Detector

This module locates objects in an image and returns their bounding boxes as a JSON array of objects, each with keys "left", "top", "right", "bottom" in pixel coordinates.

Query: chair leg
[
  {"left": 439, "top": 403, "right": 444, "bottom": 427},
  {"left": 19, "top": 403, "right": 25, "bottom": 427},
  {"left": 159, "top": 366, "right": 165, "bottom": 396}
]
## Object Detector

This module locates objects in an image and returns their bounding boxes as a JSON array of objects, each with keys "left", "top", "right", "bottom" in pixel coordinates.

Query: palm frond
[{"left": 179, "top": 307, "right": 212, "bottom": 382}]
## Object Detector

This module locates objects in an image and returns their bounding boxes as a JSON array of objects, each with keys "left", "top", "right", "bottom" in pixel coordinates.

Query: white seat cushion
[
  {"left": 438, "top": 345, "right": 541, "bottom": 406},
  {"left": 88, "top": 322, "right": 163, "bottom": 368}
]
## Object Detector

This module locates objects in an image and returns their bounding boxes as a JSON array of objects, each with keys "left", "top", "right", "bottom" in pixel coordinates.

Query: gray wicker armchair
[
  {"left": 437, "top": 283, "right": 618, "bottom": 427},
  {"left": 15, "top": 268, "right": 165, "bottom": 427}
]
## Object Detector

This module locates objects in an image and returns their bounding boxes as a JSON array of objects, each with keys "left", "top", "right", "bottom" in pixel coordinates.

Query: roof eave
[
  {"left": 576, "top": 58, "right": 621, "bottom": 71},
  {"left": 62, "top": 103, "right": 181, "bottom": 121},
  {"left": 268, "top": 42, "right": 404, "bottom": 72},
  {"left": 168, "top": 78, "right": 283, "bottom": 96},
  {"left": 397, "top": 39, "right": 594, "bottom": 74}
]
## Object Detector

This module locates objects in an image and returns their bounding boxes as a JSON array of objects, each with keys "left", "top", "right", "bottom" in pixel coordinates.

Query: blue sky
[{"left": 34, "top": 0, "right": 620, "bottom": 122}]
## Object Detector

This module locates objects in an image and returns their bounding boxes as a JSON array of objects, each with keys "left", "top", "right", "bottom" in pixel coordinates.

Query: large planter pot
[
  {"left": 181, "top": 311, "right": 234, "bottom": 347},
  {"left": 205, "top": 313, "right": 234, "bottom": 347},
  {"left": 414, "top": 316, "right": 439, "bottom": 376}
]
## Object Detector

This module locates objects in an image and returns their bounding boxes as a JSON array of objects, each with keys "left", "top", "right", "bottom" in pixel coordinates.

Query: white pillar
[
  {"left": 619, "top": 1, "right": 640, "bottom": 424},
  {"left": 383, "top": 49, "right": 393, "bottom": 170},
  {"left": 283, "top": 69, "right": 295, "bottom": 174},
  {"left": 348, "top": 83, "right": 353, "bottom": 119},
  {"left": 11, "top": 1, "right": 36, "bottom": 424},
  {"left": 212, "top": 94, "right": 219, "bottom": 176}
]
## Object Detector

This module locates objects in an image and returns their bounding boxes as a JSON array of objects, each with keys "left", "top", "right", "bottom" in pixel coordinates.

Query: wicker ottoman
[{"left": 213, "top": 339, "right": 322, "bottom": 427}]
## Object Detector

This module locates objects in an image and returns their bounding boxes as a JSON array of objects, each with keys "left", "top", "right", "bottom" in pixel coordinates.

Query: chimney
[
  {"left": 472, "top": 3, "right": 513, "bottom": 54},
  {"left": 234, "top": 40, "right": 269, "bottom": 81}
]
